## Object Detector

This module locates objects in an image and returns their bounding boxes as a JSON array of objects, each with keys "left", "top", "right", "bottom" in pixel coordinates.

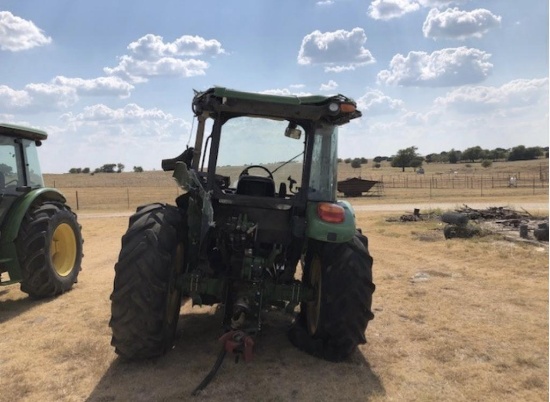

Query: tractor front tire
[
  {"left": 289, "top": 232, "right": 375, "bottom": 361},
  {"left": 17, "top": 201, "right": 83, "bottom": 298},
  {"left": 110, "top": 203, "right": 186, "bottom": 360}
]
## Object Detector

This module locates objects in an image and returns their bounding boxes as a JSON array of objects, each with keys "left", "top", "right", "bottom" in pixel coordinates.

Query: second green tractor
[{"left": 110, "top": 87, "right": 375, "bottom": 362}]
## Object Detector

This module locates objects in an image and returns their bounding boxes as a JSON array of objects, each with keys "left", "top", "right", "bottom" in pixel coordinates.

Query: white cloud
[
  {"left": 52, "top": 76, "right": 134, "bottom": 98},
  {"left": 423, "top": 8, "right": 501, "bottom": 40},
  {"left": 105, "top": 55, "right": 209, "bottom": 83},
  {"left": 62, "top": 103, "right": 178, "bottom": 124},
  {"left": 320, "top": 80, "right": 338, "bottom": 91},
  {"left": 0, "top": 85, "right": 32, "bottom": 109},
  {"left": 50, "top": 104, "right": 191, "bottom": 172},
  {"left": 127, "top": 34, "right": 226, "bottom": 58},
  {"left": 356, "top": 89, "right": 404, "bottom": 115},
  {"left": 435, "top": 78, "right": 549, "bottom": 113},
  {"left": 298, "top": 28, "right": 375, "bottom": 72},
  {"left": 0, "top": 11, "right": 51, "bottom": 51},
  {"left": 377, "top": 47, "right": 492, "bottom": 87},
  {"left": 368, "top": 0, "right": 420, "bottom": 21},
  {"left": 0, "top": 75, "right": 135, "bottom": 113},
  {"left": 316, "top": 0, "right": 335, "bottom": 5},
  {"left": 0, "top": 83, "right": 77, "bottom": 113},
  {"left": 259, "top": 88, "right": 312, "bottom": 97},
  {"left": 418, "top": 0, "right": 469, "bottom": 8},
  {"left": 104, "top": 34, "right": 225, "bottom": 83}
]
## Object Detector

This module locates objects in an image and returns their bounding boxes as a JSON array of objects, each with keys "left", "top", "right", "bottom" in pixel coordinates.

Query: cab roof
[
  {"left": 0, "top": 123, "right": 48, "bottom": 141},
  {"left": 192, "top": 86, "right": 362, "bottom": 125}
]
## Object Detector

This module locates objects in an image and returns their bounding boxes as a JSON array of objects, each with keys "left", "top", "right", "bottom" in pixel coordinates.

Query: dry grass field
[
  {"left": 1, "top": 159, "right": 548, "bottom": 401},
  {"left": 43, "top": 158, "right": 548, "bottom": 210}
]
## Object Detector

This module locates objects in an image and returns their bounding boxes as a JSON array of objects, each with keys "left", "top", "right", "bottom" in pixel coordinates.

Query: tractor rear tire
[
  {"left": 288, "top": 232, "right": 375, "bottom": 362},
  {"left": 17, "top": 201, "right": 83, "bottom": 298},
  {"left": 110, "top": 203, "right": 186, "bottom": 360}
]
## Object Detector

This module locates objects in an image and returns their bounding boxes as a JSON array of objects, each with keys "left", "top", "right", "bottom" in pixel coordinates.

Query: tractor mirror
[{"left": 285, "top": 126, "right": 301, "bottom": 140}]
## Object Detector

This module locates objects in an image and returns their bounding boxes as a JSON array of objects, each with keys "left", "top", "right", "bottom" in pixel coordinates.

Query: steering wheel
[{"left": 239, "top": 165, "right": 274, "bottom": 180}]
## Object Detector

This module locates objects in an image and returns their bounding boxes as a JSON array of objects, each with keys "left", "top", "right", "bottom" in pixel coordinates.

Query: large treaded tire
[
  {"left": 288, "top": 232, "right": 375, "bottom": 362},
  {"left": 109, "top": 203, "right": 186, "bottom": 360},
  {"left": 17, "top": 201, "right": 83, "bottom": 298}
]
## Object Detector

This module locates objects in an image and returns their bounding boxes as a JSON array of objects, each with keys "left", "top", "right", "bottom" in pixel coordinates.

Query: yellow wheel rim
[
  {"left": 50, "top": 223, "right": 77, "bottom": 276},
  {"left": 306, "top": 255, "right": 322, "bottom": 335},
  {"left": 166, "top": 243, "right": 184, "bottom": 325}
]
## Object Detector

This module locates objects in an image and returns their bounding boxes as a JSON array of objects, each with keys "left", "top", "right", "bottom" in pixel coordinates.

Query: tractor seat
[{"left": 236, "top": 176, "right": 275, "bottom": 197}]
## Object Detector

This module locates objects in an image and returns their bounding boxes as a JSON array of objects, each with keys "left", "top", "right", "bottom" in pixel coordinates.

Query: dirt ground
[{"left": 0, "top": 200, "right": 548, "bottom": 402}]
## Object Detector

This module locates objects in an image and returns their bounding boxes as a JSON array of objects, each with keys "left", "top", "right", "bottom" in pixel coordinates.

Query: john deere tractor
[
  {"left": 0, "top": 123, "right": 83, "bottom": 298},
  {"left": 110, "top": 87, "right": 375, "bottom": 363}
]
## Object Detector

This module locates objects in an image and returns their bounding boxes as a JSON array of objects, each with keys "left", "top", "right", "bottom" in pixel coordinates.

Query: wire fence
[
  {"left": 370, "top": 173, "right": 547, "bottom": 190},
  {"left": 47, "top": 169, "right": 548, "bottom": 210},
  {"left": 58, "top": 186, "right": 184, "bottom": 211}
]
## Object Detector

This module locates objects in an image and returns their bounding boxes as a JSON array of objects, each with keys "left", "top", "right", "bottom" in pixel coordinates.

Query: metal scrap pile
[
  {"left": 453, "top": 205, "right": 548, "bottom": 242},
  {"left": 455, "top": 205, "right": 530, "bottom": 223}
]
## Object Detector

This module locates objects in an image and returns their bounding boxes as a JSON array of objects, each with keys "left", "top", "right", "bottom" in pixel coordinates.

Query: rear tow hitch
[{"left": 191, "top": 330, "right": 255, "bottom": 396}]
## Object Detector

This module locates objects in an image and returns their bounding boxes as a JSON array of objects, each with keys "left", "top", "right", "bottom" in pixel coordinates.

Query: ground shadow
[
  {"left": 86, "top": 308, "right": 385, "bottom": 401},
  {"left": 0, "top": 287, "right": 51, "bottom": 324}
]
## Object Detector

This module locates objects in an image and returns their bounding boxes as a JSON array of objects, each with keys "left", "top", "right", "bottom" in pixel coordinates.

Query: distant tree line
[
  {"left": 423, "top": 145, "right": 547, "bottom": 164},
  {"left": 68, "top": 163, "right": 144, "bottom": 174},
  {"left": 370, "top": 145, "right": 548, "bottom": 172}
]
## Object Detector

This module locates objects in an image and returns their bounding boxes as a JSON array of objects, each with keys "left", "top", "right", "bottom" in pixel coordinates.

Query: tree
[
  {"left": 391, "top": 146, "right": 420, "bottom": 172},
  {"left": 481, "top": 159, "right": 493, "bottom": 168},
  {"left": 437, "top": 152, "right": 450, "bottom": 163},
  {"left": 462, "top": 146, "right": 484, "bottom": 162},
  {"left": 351, "top": 158, "right": 362, "bottom": 169},
  {"left": 448, "top": 149, "right": 461, "bottom": 164},
  {"left": 0, "top": 163, "right": 13, "bottom": 174},
  {"left": 508, "top": 145, "right": 542, "bottom": 161},
  {"left": 82, "top": 167, "right": 90, "bottom": 174},
  {"left": 525, "top": 147, "right": 543, "bottom": 159},
  {"left": 133, "top": 166, "right": 144, "bottom": 173},
  {"left": 410, "top": 157, "right": 424, "bottom": 171},
  {"left": 97, "top": 163, "right": 117, "bottom": 173},
  {"left": 351, "top": 158, "right": 362, "bottom": 176},
  {"left": 488, "top": 147, "right": 508, "bottom": 161},
  {"left": 117, "top": 163, "right": 125, "bottom": 173}
]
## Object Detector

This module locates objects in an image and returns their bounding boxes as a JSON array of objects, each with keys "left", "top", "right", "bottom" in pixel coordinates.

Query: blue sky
[{"left": 0, "top": 0, "right": 548, "bottom": 173}]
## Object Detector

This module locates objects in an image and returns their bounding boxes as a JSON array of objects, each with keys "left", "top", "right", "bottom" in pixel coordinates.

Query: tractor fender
[
  {"left": 0, "top": 188, "right": 67, "bottom": 245},
  {"left": 306, "top": 201, "right": 356, "bottom": 243}
]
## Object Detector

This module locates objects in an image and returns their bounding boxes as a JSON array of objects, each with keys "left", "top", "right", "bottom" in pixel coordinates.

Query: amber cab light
[
  {"left": 340, "top": 103, "right": 356, "bottom": 113},
  {"left": 317, "top": 202, "right": 345, "bottom": 223}
]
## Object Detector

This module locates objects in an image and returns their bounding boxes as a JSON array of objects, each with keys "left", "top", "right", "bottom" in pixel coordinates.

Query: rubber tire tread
[
  {"left": 109, "top": 203, "right": 185, "bottom": 360},
  {"left": 17, "top": 201, "right": 83, "bottom": 298},
  {"left": 288, "top": 231, "right": 375, "bottom": 362}
]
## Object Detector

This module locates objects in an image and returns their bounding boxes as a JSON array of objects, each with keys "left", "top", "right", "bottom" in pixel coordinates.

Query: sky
[{"left": 0, "top": 0, "right": 548, "bottom": 173}]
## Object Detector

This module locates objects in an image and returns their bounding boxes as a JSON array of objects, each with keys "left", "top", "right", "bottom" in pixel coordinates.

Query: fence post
[
  {"left": 127, "top": 188, "right": 130, "bottom": 209},
  {"left": 481, "top": 176, "right": 483, "bottom": 197},
  {"left": 76, "top": 191, "right": 79, "bottom": 210}
]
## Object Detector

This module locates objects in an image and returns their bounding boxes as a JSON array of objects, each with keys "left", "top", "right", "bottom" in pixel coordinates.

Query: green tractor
[
  {"left": 0, "top": 123, "right": 83, "bottom": 298},
  {"left": 110, "top": 87, "right": 375, "bottom": 363}
]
